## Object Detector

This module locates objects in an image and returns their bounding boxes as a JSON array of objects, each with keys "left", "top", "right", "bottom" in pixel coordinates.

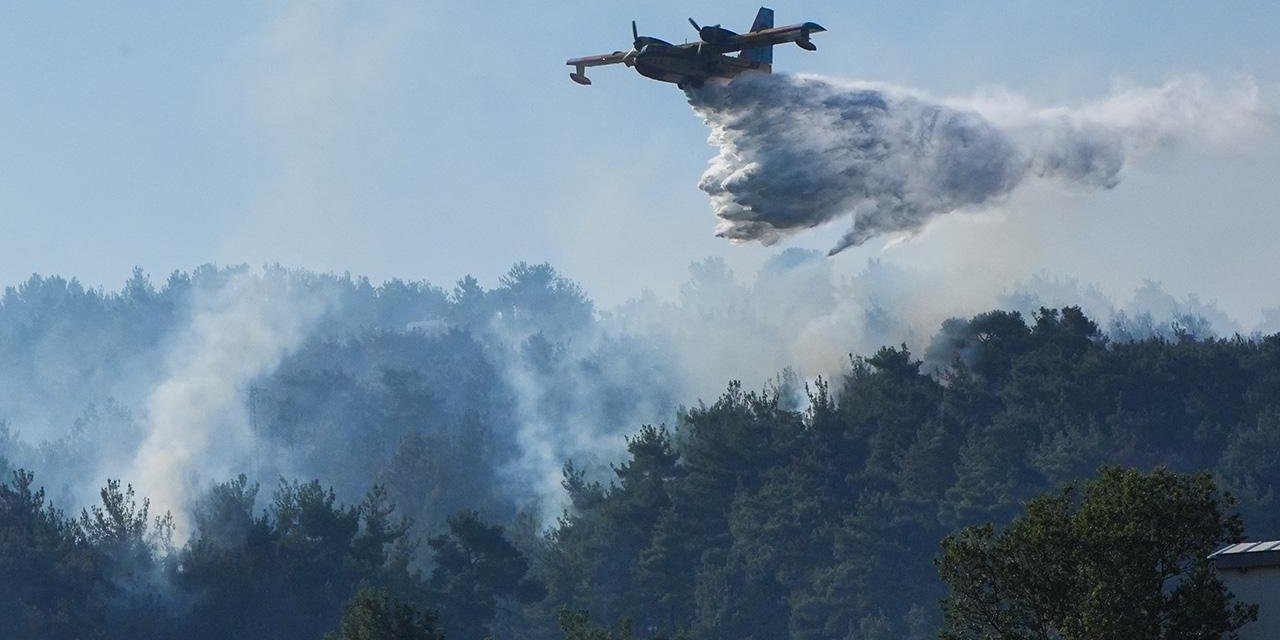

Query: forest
[{"left": 0, "top": 260, "right": 1275, "bottom": 639}]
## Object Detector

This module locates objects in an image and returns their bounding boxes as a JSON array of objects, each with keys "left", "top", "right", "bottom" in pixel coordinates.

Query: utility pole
[{"left": 247, "top": 385, "right": 261, "bottom": 482}]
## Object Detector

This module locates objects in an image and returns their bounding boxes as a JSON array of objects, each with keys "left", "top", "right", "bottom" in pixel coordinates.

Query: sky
[{"left": 1, "top": 1, "right": 1278, "bottom": 322}]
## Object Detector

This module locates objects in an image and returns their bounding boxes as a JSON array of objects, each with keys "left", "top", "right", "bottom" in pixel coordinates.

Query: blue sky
[{"left": 1, "top": 2, "right": 1277, "bottom": 319}]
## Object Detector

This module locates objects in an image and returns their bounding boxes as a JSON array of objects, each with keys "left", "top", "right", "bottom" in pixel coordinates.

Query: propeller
[
  {"left": 621, "top": 20, "right": 640, "bottom": 64},
  {"left": 687, "top": 18, "right": 704, "bottom": 53}
]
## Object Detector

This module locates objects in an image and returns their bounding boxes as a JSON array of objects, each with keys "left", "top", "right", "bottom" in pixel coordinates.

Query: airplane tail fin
[
  {"left": 748, "top": 7, "right": 774, "bottom": 32},
  {"left": 738, "top": 7, "right": 774, "bottom": 68}
]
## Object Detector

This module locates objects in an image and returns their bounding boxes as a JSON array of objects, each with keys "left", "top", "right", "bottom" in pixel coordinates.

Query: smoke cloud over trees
[{"left": 1, "top": 260, "right": 1277, "bottom": 638}]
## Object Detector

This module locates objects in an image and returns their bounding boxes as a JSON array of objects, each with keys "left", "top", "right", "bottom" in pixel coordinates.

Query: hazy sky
[{"left": 2, "top": 2, "right": 1277, "bottom": 321}]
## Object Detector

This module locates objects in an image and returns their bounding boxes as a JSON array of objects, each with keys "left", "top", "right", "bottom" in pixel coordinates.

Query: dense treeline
[
  {"left": 0, "top": 257, "right": 1245, "bottom": 523},
  {"left": 0, "top": 468, "right": 541, "bottom": 640},
  {"left": 4, "top": 303, "right": 1280, "bottom": 638},
  {"left": 526, "top": 307, "right": 1280, "bottom": 638},
  {"left": 2, "top": 260, "right": 1277, "bottom": 638}
]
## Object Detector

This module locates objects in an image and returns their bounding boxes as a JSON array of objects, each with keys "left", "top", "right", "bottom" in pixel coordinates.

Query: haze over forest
[
  {"left": 3, "top": 2, "right": 1280, "bottom": 639},
  {"left": 4, "top": 255, "right": 1280, "bottom": 638},
  {"left": 2, "top": 255, "right": 1269, "bottom": 524}
]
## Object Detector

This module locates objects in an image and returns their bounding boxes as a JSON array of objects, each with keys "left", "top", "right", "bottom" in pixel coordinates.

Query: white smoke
[
  {"left": 690, "top": 73, "right": 1269, "bottom": 255},
  {"left": 492, "top": 322, "right": 675, "bottom": 524},
  {"left": 125, "top": 269, "right": 331, "bottom": 538},
  {"left": 608, "top": 251, "right": 918, "bottom": 406}
]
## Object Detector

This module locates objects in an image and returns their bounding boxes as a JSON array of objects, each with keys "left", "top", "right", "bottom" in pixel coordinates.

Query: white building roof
[{"left": 1210, "top": 541, "right": 1280, "bottom": 570}]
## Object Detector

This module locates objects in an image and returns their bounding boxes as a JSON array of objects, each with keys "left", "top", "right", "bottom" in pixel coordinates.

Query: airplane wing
[
  {"left": 566, "top": 51, "right": 629, "bottom": 68},
  {"left": 719, "top": 21, "right": 826, "bottom": 54},
  {"left": 565, "top": 51, "right": 631, "bottom": 85}
]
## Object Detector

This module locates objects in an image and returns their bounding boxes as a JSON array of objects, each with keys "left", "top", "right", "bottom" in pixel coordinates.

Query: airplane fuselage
[{"left": 630, "top": 42, "right": 768, "bottom": 88}]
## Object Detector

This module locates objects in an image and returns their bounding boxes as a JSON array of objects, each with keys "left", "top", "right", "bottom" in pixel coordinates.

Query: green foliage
[
  {"left": 428, "top": 510, "right": 545, "bottom": 640},
  {"left": 0, "top": 470, "right": 89, "bottom": 639},
  {"left": 537, "top": 307, "right": 1280, "bottom": 639},
  {"left": 324, "top": 587, "right": 443, "bottom": 640},
  {"left": 8, "top": 304, "right": 1280, "bottom": 639},
  {"left": 75, "top": 478, "right": 171, "bottom": 553},
  {"left": 177, "top": 477, "right": 425, "bottom": 640},
  {"left": 0, "top": 470, "right": 178, "bottom": 639},
  {"left": 557, "top": 609, "right": 691, "bottom": 640},
  {"left": 936, "top": 467, "right": 1256, "bottom": 640},
  {"left": 558, "top": 610, "right": 636, "bottom": 640}
]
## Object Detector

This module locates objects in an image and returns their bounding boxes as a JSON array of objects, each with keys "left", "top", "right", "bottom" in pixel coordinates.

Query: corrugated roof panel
[
  {"left": 1210, "top": 541, "right": 1280, "bottom": 570},
  {"left": 1222, "top": 542, "right": 1258, "bottom": 554}
]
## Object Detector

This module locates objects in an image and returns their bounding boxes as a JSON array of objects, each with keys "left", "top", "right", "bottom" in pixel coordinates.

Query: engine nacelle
[{"left": 699, "top": 25, "right": 738, "bottom": 44}]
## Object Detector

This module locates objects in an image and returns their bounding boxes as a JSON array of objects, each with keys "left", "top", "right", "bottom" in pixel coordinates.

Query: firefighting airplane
[{"left": 566, "top": 7, "right": 825, "bottom": 90}]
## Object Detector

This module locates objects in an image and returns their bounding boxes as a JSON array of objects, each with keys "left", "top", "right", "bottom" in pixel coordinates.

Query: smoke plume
[
  {"left": 125, "top": 270, "right": 331, "bottom": 538},
  {"left": 689, "top": 73, "right": 1268, "bottom": 255}
]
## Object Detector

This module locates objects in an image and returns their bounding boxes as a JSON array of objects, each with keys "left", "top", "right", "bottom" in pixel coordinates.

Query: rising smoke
[
  {"left": 689, "top": 73, "right": 1267, "bottom": 255},
  {"left": 125, "top": 270, "right": 332, "bottom": 537},
  {"left": 0, "top": 257, "right": 1269, "bottom": 539}
]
